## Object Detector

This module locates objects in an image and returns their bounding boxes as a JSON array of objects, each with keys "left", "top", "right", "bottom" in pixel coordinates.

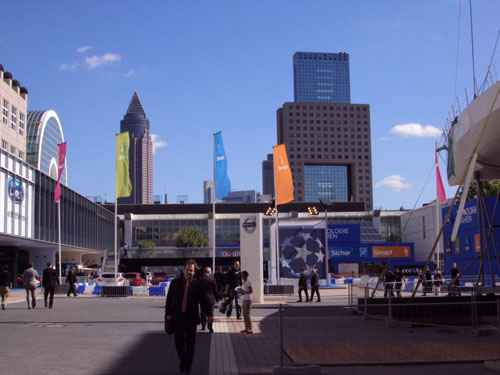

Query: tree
[
  {"left": 175, "top": 228, "right": 208, "bottom": 248},
  {"left": 137, "top": 239, "right": 156, "bottom": 250},
  {"left": 467, "top": 180, "right": 500, "bottom": 199}
]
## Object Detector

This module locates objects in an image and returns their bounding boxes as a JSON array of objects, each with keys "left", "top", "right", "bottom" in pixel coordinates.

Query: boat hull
[{"left": 448, "top": 82, "right": 500, "bottom": 186}]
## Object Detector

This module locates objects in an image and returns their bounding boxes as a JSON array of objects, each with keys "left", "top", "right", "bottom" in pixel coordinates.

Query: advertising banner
[
  {"left": 327, "top": 224, "right": 360, "bottom": 245},
  {"left": 279, "top": 226, "right": 325, "bottom": 278},
  {"left": 372, "top": 245, "right": 411, "bottom": 258}
]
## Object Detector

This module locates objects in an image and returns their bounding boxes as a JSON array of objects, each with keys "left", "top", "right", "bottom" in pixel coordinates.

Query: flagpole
[
  {"left": 58, "top": 201, "right": 62, "bottom": 285},
  {"left": 275, "top": 200, "right": 280, "bottom": 285},
  {"left": 114, "top": 199, "right": 118, "bottom": 278},
  {"left": 435, "top": 145, "right": 442, "bottom": 271},
  {"left": 212, "top": 132, "right": 216, "bottom": 272}
]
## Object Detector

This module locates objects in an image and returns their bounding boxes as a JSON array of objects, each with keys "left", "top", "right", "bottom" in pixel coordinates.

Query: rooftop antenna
[{"left": 468, "top": 0, "right": 478, "bottom": 98}]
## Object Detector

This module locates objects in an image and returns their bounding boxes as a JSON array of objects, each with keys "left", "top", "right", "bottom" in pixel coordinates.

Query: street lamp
[
  {"left": 320, "top": 199, "right": 333, "bottom": 286},
  {"left": 307, "top": 206, "right": 319, "bottom": 216}
]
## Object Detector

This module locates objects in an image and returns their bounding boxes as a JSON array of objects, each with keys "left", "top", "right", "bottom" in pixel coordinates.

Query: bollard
[
  {"left": 497, "top": 299, "right": 500, "bottom": 330},
  {"left": 363, "top": 286, "right": 368, "bottom": 319},
  {"left": 387, "top": 291, "right": 393, "bottom": 327},
  {"left": 279, "top": 304, "right": 284, "bottom": 368}
]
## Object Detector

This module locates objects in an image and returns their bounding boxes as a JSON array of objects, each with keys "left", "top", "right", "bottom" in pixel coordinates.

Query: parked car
[
  {"left": 151, "top": 272, "right": 169, "bottom": 285},
  {"left": 123, "top": 272, "right": 145, "bottom": 287},
  {"left": 95, "top": 272, "right": 126, "bottom": 287}
]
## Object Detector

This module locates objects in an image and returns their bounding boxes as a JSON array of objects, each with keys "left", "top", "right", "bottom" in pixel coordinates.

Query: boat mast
[{"left": 468, "top": 0, "right": 477, "bottom": 98}]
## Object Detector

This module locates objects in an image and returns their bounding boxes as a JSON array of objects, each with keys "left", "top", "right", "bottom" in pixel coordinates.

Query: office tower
[
  {"left": 293, "top": 52, "right": 350, "bottom": 103},
  {"left": 277, "top": 102, "right": 373, "bottom": 209},
  {"left": 262, "top": 153, "right": 274, "bottom": 197},
  {"left": 203, "top": 180, "right": 213, "bottom": 204},
  {"left": 118, "top": 92, "right": 153, "bottom": 204}
]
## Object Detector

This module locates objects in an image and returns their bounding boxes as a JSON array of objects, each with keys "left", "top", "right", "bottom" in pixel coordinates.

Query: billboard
[
  {"left": 372, "top": 245, "right": 411, "bottom": 258},
  {"left": 279, "top": 226, "right": 326, "bottom": 278},
  {"left": 327, "top": 224, "right": 360, "bottom": 245}
]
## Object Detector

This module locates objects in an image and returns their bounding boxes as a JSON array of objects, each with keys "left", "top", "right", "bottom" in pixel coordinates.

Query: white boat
[{"left": 447, "top": 81, "right": 500, "bottom": 186}]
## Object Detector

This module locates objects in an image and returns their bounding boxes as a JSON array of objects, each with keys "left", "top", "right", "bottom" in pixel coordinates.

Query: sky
[{"left": 1, "top": 0, "right": 499, "bottom": 208}]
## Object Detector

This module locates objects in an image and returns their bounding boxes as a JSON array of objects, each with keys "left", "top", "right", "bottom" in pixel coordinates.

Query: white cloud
[
  {"left": 375, "top": 175, "right": 412, "bottom": 192},
  {"left": 76, "top": 46, "right": 92, "bottom": 53},
  {"left": 390, "top": 123, "right": 441, "bottom": 138},
  {"left": 85, "top": 53, "right": 122, "bottom": 69},
  {"left": 124, "top": 69, "right": 136, "bottom": 78},
  {"left": 151, "top": 134, "right": 167, "bottom": 154},
  {"left": 59, "top": 63, "right": 79, "bottom": 72}
]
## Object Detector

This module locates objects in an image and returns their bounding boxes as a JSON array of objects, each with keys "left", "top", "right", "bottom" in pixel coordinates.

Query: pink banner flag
[
  {"left": 54, "top": 142, "right": 67, "bottom": 203},
  {"left": 435, "top": 150, "right": 446, "bottom": 204}
]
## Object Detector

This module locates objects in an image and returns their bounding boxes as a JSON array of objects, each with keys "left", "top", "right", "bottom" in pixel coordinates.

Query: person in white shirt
[{"left": 238, "top": 271, "right": 253, "bottom": 334}]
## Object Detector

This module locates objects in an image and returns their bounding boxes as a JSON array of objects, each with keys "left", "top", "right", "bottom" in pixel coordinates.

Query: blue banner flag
[{"left": 214, "top": 131, "right": 231, "bottom": 200}]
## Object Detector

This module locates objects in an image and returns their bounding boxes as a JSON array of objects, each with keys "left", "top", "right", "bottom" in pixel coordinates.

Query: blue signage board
[{"left": 327, "top": 224, "right": 360, "bottom": 245}]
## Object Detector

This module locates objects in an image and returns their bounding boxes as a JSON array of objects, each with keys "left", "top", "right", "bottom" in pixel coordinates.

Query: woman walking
[
  {"left": 238, "top": 271, "right": 253, "bottom": 335},
  {"left": 23, "top": 264, "right": 39, "bottom": 310}
]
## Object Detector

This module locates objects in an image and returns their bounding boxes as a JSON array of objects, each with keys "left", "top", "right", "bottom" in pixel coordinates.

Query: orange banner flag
[{"left": 273, "top": 144, "right": 294, "bottom": 205}]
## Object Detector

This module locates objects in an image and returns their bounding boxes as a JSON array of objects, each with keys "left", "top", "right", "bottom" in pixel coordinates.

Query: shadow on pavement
[{"left": 97, "top": 332, "right": 212, "bottom": 375}]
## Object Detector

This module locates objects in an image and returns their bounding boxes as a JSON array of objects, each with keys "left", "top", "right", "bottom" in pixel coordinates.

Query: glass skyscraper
[
  {"left": 293, "top": 52, "right": 351, "bottom": 103},
  {"left": 303, "top": 164, "right": 349, "bottom": 202}
]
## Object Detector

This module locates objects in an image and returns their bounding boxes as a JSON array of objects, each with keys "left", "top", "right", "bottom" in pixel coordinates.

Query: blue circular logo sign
[{"left": 8, "top": 177, "right": 24, "bottom": 204}]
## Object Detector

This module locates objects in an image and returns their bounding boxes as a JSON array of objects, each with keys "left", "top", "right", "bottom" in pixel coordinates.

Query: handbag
[{"left": 164, "top": 315, "right": 174, "bottom": 335}]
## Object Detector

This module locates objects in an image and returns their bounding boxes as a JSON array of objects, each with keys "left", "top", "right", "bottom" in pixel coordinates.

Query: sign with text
[
  {"left": 327, "top": 224, "right": 360, "bottom": 244},
  {"left": 372, "top": 245, "right": 411, "bottom": 259}
]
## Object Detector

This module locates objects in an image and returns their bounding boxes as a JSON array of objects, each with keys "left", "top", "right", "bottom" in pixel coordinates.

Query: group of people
[
  {"left": 0, "top": 263, "right": 80, "bottom": 310},
  {"left": 382, "top": 263, "right": 461, "bottom": 298},
  {"left": 165, "top": 259, "right": 253, "bottom": 374},
  {"left": 297, "top": 269, "right": 321, "bottom": 302}
]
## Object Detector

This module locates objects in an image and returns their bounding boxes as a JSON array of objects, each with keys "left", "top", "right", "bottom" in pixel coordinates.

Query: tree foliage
[
  {"left": 137, "top": 239, "right": 156, "bottom": 249},
  {"left": 467, "top": 180, "right": 500, "bottom": 199},
  {"left": 175, "top": 228, "right": 208, "bottom": 247}
]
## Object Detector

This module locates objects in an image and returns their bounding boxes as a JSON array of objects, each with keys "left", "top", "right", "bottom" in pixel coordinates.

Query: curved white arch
[{"left": 36, "top": 109, "right": 68, "bottom": 184}]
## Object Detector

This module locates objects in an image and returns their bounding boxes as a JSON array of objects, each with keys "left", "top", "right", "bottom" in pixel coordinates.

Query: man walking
[
  {"left": 239, "top": 271, "right": 253, "bottom": 334},
  {"left": 224, "top": 260, "right": 242, "bottom": 319},
  {"left": 42, "top": 263, "right": 59, "bottom": 309},
  {"left": 198, "top": 266, "right": 217, "bottom": 333},
  {"left": 384, "top": 267, "right": 395, "bottom": 298},
  {"left": 0, "top": 265, "right": 10, "bottom": 310},
  {"left": 394, "top": 267, "right": 403, "bottom": 298},
  {"left": 309, "top": 269, "right": 321, "bottom": 302},
  {"left": 297, "top": 272, "right": 309, "bottom": 302},
  {"left": 165, "top": 259, "right": 207, "bottom": 375},
  {"left": 23, "top": 264, "right": 39, "bottom": 310},
  {"left": 66, "top": 266, "right": 78, "bottom": 297},
  {"left": 450, "top": 263, "right": 461, "bottom": 296}
]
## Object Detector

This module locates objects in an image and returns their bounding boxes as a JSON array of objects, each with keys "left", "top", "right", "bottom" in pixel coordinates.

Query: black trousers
[
  {"left": 225, "top": 293, "right": 241, "bottom": 318},
  {"left": 174, "top": 319, "right": 197, "bottom": 372},
  {"left": 310, "top": 286, "right": 320, "bottom": 302},
  {"left": 44, "top": 287, "right": 55, "bottom": 308},
  {"left": 298, "top": 287, "right": 309, "bottom": 302},
  {"left": 200, "top": 305, "right": 214, "bottom": 330},
  {"left": 67, "top": 283, "right": 77, "bottom": 297}
]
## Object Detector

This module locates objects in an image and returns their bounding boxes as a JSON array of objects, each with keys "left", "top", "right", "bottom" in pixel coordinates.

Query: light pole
[{"left": 320, "top": 199, "right": 332, "bottom": 286}]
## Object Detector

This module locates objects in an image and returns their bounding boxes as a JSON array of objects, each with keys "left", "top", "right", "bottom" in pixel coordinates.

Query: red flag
[
  {"left": 54, "top": 142, "right": 67, "bottom": 203},
  {"left": 435, "top": 150, "right": 446, "bottom": 204}
]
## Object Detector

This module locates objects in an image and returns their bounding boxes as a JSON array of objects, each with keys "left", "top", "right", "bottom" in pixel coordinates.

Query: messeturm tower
[{"left": 118, "top": 92, "right": 153, "bottom": 204}]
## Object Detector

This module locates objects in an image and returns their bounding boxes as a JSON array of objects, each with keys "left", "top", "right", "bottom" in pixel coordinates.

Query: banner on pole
[
  {"left": 213, "top": 131, "right": 231, "bottom": 200},
  {"left": 435, "top": 150, "right": 447, "bottom": 204},
  {"left": 273, "top": 144, "right": 294, "bottom": 205},
  {"left": 54, "top": 142, "right": 67, "bottom": 203},
  {"left": 116, "top": 132, "right": 132, "bottom": 198}
]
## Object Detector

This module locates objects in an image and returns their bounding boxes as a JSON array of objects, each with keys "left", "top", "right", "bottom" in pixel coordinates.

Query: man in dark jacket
[
  {"left": 198, "top": 266, "right": 218, "bottom": 333},
  {"left": 297, "top": 272, "right": 309, "bottom": 302},
  {"left": 309, "top": 269, "right": 320, "bottom": 302},
  {"left": 66, "top": 267, "right": 78, "bottom": 297},
  {"left": 42, "top": 263, "right": 59, "bottom": 309},
  {"left": 165, "top": 259, "right": 207, "bottom": 375},
  {"left": 224, "top": 260, "right": 242, "bottom": 319}
]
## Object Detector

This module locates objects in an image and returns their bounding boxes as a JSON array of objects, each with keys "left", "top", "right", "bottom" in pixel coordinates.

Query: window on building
[
  {"left": 10, "top": 145, "right": 16, "bottom": 155},
  {"left": 1, "top": 139, "right": 8, "bottom": 149}
]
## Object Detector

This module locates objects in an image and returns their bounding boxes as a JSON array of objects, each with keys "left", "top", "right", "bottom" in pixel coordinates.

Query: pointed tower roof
[{"left": 126, "top": 91, "right": 146, "bottom": 115}]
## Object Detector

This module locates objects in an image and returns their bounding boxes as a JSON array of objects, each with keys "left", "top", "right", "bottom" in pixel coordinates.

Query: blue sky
[{"left": 1, "top": 1, "right": 499, "bottom": 208}]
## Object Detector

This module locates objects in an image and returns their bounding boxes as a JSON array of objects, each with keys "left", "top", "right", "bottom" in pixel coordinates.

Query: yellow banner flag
[
  {"left": 273, "top": 144, "right": 294, "bottom": 205},
  {"left": 116, "top": 132, "right": 132, "bottom": 198}
]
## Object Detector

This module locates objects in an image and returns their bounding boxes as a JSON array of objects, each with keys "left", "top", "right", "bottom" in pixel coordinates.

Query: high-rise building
[
  {"left": 203, "top": 180, "right": 213, "bottom": 204},
  {"left": 222, "top": 190, "right": 257, "bottom": 204},
  {"left": 277, "top": 102, "right": 373, "bottom": 209},
  {"left": 293, "top": 52, "right": 351, "bottom": 103},
  {"left": 262, "top": 153, "right": 274, "bottom": 197},
  {"left": 118, "top": 92, "right": 153, "bottom": 205},
  {"left": 0, "top": 64, "right": 28, "bottom": 161}
]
